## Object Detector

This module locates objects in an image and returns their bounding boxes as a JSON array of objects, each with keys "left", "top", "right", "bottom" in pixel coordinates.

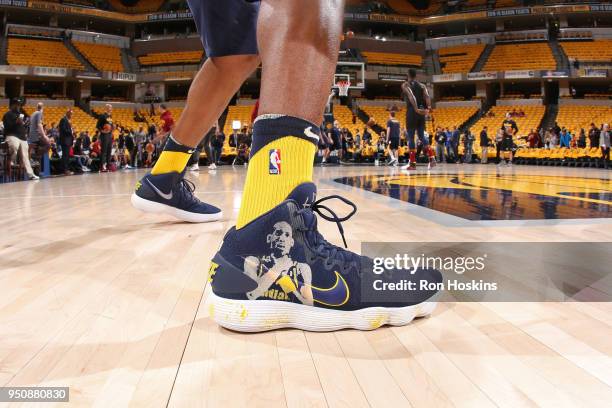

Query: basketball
[
  {"left": 102, "top": 123, "right": 112, "bottom": 133},
  {"left": 367, "top": 118, "right": 376, "bottom": 127},
  {"left": 346, "top": 30, "right": 355, "bottom": 38}
]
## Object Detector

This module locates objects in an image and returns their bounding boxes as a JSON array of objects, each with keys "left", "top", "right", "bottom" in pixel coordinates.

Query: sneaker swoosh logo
[
  {"left": 304, "top": 127, "right": 320, "bottom": 142},
  {"left": 147, "top": 179, "right": 173, "bottom": 200},
  {"left": 310, "top": 271, "right": 350, "bottom": 307}
]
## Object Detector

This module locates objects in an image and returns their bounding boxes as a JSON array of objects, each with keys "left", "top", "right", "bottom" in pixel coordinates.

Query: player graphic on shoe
[{"left": 244, "top": 221, "right": 313, "bottom": 305}]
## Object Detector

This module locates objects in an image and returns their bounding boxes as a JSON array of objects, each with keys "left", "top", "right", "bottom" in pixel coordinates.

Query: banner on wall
[
  {"left": 147, "top": 11, "right": 193, "bottom": 21},
  {"left": 75, "top": 71, "right": 103, "bottom": 79},
  {"left": 32, "top": 66, "right": 68, "bottom": 77},
  {"left": 591, "top": 4, "right": 612, "bottom": 11},
  {"left": 0, "top": 0, "right": 27, "bottom": 7},
  {"left": 378, "top": 73, "right": 406, "bottom": 82},
  {"left": 504, "top": 70, "right": 537, "bottom": 79},
  {"left": 108, "top": 72, "right": 137, "bottom": 82},
  {"left": 433, "top": 73, "right": 463, "bottom": 83},
  {"left": 580, "top": 68, "right": 608, "bottom": 78},
  {"left": 487, "top": 8, "right": 530, "bottom": 17},
  {"left": 542, "top": 70, "right": 569, "bottom": 78},
  {"left": 467, "top": 71, "right": 498, "bottom": 80},
  {"left": 0, "top": 65, "right": 29, "bottom": 75}
]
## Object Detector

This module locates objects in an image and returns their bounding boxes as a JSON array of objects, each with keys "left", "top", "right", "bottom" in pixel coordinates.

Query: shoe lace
[
  {"left": 177, "top": 178, "right": 198, "bottom": 205},
  {"left": 296, "top": 195, "right": 358, "bottom": 271}
]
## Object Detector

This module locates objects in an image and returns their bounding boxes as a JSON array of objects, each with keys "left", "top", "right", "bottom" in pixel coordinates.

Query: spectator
[
  {"left": 96, "top": 104, "right": 114, "bottom": 172},
  {"left": 362, "top": 127, "right": 372, "bottom": 145},
  {"left": 559, "top": 128, "right": 572, "bottom": 148},
  {"left": 578, "top": 128, "right": 587, "bottom": 148},
  {"left": 3, "top": 98, "right": 38, "bottom": 180},
  {"left": 480, "top": 126, "right": 489, "bottom": 164},
  {"left": 211, "top": 126, "right": 225, "bottom": 166},
  {"left": 527, "top": 128, "right": 539, "bottom": 148},
  {"left": 600, "top": 124, "right": 610, "bottom": 169},
  {"left": 28, "top": 102, "right": 49, "bottom": 170},
  {"left": 124, "top": 128, "right": 135, "bottom": 169},
  {"left": 444, "top": 127, "right": 454, "bottom": 161},
  {"left": 588, "top": 123, "right": 600, "bottom": 148},
  {"left": 451, "top": 126, "right": 460, "bottom": 159},
  {"left": 73, "top": 132, "right": 92, "bottom": 172},
  {"left": 435, "top": 127, "right": 446, "bottom": 163},
  {"left": 463, "top": 130, "right": 475, "bottom": 163},
  {"left": 59, "top": 109, "right": 74, "bottom": 175}
]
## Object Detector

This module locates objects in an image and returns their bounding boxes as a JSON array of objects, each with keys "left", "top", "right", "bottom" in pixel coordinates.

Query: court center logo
[{"left": 269, "top": 149, "right": 281, "bottom": 174}]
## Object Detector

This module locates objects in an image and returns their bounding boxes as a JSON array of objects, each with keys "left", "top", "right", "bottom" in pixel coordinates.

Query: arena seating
[
  {"left": 483, "top": 42, "right": 556, "bottom": 71},
  {"left": 148, "top": 107, "right": 184, "bottom": 130},
  {"left": 8, "top": 38, "right": 84, "bottom": 69},
  {"left": 555, "top": 105, "right": 612, "bottom": 135},
  {"left": 438, "top": 44, "right": 485, "bottom": 73},
  {"left": 386, "top": 0, "right": 442, "bottom": 15},
  {"left": 107, "top": 0, "right": 165, "bottom": 13},
  {"left": 361, "top": 105, "right": 404, "bottom": 138},
  {"left": 495, "top": 0, "right": 519, "bottom": 8},
  {"left": 223, "top": 105, "right": 253, "bottom": 137},
  {"left": 332, "top": 105, "right": 364, "bottom": 136},
  {"left": 464, "top": 0, "right": 488, "bottom": 9},
  {"left": 23, "top": 105, "right": 97, "bottom": 135},
  {"left": 470, "top": 105, "right": 545, "bottom": 145},
  {"left": 93, "top": 107, "right": 143, "bottom": 132},
  {"left": 427, "top": 106, "right": 479, "bottom": 135},
  {"left": 515, "top": 147, "right": 604, "bottom": 167},
  {"left": 560, "top": 40, "right": 612, "bottom": 63},
  {"left": 362, "top": 52, "right": 422, "bottom": 67},
  {"left": 73, "top": 41, "right": 125, "bottom": 72},
  {"left": 138, "top": 51, "right": 204, "bottom": 66}
]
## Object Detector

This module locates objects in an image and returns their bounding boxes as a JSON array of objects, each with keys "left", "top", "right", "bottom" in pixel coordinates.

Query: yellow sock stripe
[
  {"left": 151, "top": 151, "right": 192, "bottom": 175},
  {"left": 237, "top": 136, "right": 316, "bottom": 229}
]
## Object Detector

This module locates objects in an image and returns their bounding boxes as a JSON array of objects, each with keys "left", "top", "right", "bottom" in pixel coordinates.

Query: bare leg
[
  {"left": 236, "top": 0, "right": 346, "bottom": 228},
  {"left": 173, "top": 55, "right": 260, "bottom": 147},
  {"left": 257, "top": 0, "right": 345, "bottom": 124}
]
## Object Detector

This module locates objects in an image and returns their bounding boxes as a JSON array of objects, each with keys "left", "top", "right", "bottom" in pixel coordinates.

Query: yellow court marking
[{"left": 382, "top": 174, "right": 612, "bottom": 206}]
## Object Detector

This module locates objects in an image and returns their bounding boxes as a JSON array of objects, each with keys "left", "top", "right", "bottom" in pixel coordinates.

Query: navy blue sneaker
[
  {"left": 208, "top": 182, "right": 441, "bottom": 332},
  {"left": 131, "top": 171, "right": 222, "bottom": 223}
]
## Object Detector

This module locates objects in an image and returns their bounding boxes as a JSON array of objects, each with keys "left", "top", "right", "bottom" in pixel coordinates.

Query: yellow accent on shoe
[
  {"left": 151, "top": 151, "right": 192, "bottom": 175},
  {"left": 277, "top": 275, "right": 298, "bottom": 294},
  {"left": 237, "top": 136, "right": 316, "bottom": 229}
]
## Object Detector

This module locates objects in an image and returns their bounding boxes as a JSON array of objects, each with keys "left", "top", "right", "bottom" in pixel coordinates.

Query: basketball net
[{"left": 337, "top": 80, "right": 350, "bottom": 97}]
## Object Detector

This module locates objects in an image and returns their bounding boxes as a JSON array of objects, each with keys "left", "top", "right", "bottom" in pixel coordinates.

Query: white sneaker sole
[
  {"left": 209, "top": 292, "right": 437, "bottom": 332},
  {"left": 130, "top": 193, "right": 222, "bottom": 223}
]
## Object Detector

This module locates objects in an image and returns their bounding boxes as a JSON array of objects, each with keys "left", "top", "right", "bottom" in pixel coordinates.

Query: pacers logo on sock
[{"left": 269, "top": 149, "right": 281, "bottom": 175}]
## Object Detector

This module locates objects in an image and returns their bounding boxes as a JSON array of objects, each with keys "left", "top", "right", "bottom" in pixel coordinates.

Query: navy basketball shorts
[
  {"left": 187, "top": 0, "right": 259, "bottom": 57},
  {"left": 406, "top": 114, "right": 428, "bottom": 149},
  {"left": 389, "top": 137, "right": 399, "bottom": 150}
]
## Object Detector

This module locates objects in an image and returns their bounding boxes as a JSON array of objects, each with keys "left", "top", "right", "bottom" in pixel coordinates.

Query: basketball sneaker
[
  {"left": 208, "top": 182, "right": 441, "bottom": 332},
  {"left": 131, "top": 171, "right": 222, "bottom": 223}
]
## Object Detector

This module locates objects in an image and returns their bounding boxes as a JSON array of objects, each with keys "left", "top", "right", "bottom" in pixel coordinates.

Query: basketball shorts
[
  {"left": 188, "top": 0, "right": 259, "bottom": 57},
  {"left": 501, "top": 137, "right": 513, "bottom": 151},
  {"left": 389, "top": 137, "right": 399, "bottom": 150},
  {"left": 406, "top": 114, "right": 428, "bottom": 149}
]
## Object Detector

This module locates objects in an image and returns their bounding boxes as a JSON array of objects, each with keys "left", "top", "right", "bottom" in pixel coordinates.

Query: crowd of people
[
  {"left": 316, "top": 110, "right": 611, "bottom": 168},
  {"left": 0, "top": 100, "right": 257, "bottom": 181},
  {"left": 1, "top": 98, "right": 610, "bottom": 182}
]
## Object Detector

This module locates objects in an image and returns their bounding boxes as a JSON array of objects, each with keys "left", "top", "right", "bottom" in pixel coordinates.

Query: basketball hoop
[{"left": 336, "top": 79, "right": 350, "bottom": 97}]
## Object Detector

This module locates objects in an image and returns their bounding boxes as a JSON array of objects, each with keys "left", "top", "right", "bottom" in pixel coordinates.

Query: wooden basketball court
[{"left": 1, "top": 164, "right": 611, "bottom": 407}]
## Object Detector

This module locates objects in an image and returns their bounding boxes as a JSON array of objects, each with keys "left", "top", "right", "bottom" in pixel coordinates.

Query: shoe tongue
[{"left": 286, "top": 182, "right": 317, "bottom": 209}]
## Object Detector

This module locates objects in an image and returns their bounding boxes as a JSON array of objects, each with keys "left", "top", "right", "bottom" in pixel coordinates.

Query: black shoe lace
[
  {"left": 177, "top": 178, "right": 198, "bottom": 206},
  {"left": 296, "top": 195, "right": 358, "bottom": 272}
]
